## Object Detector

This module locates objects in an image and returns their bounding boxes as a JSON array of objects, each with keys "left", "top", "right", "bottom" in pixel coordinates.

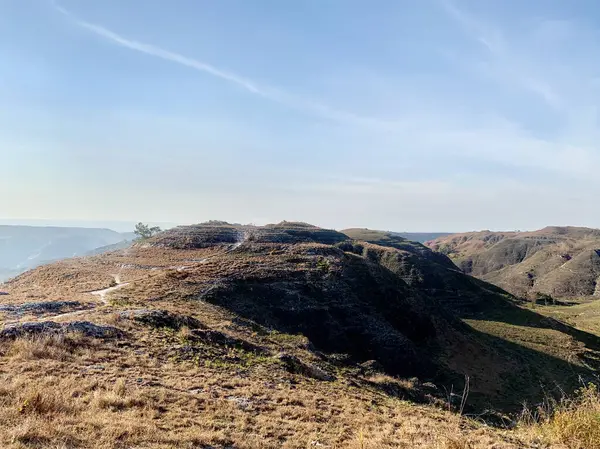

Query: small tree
[{"left": 134, "top": 222, "right": 161, "bottom": 240}]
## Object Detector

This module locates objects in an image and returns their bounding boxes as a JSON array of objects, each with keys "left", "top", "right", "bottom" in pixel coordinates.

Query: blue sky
[{"left": 2, "top": 0, "right": 600, "bottom": 231}]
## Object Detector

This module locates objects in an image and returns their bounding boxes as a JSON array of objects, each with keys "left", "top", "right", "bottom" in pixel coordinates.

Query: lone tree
[{"left": 134, "top": 222, "right": 162, "bottom": 240}]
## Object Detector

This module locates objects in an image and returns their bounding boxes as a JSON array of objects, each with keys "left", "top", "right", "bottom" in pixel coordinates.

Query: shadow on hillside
[
  {"left": 190, "top": 248, "right": 600, "bottom": 417},
  {"left": 219, "top": 289, "right": 600, "bottom": 417},
  {"left": 200, "top": 283, "right": 600, "bottom": 417},
  {"left": 456, "top": 325, "right": 600, "bottom": 416},
  {"left": 462, "top": 299, "right": 600, "bottom": 354},
  {"left": 439, "top": 276, "right": 600, "bottom": 353}
]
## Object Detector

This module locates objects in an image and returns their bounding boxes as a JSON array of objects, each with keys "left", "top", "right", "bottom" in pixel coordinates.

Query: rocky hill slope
[
  {"left": 1, "top": 222, "right": 599, "bottom": 447},
  {"left": 427, "top": 226, "right": 600, "bottom": 300}
]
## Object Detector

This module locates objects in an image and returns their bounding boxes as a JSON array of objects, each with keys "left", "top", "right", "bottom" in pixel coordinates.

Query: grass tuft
[
  {"left": 521, "top": 383, "right": 600, "bottom": 448},
  {"left": 8, "top": 333, "right": 86, "bottom": 361}
]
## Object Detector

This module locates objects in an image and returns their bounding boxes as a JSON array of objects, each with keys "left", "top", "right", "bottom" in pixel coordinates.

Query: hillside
[
  {"left": 1, "top": 222, "right": 599, "bottom": 447},
  {"left": 84, "top": 239, "right": 135, "bottom": 256},
  {"left": 0, "top": 226, "right": 131, "bottom": 282},
  {"left": 427, "top": 226, "right": 600, "bottom": 300},
  {"left": 392, "top": 232, "right": 452, "bottom": 243}
]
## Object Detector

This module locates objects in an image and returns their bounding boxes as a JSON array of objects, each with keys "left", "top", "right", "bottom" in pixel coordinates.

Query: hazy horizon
[
  {"left": 4, "top": 1, "right": 600, "bottom": 231},
  {"left": 0, "top": 219, "right": 178, "bottom": 233},
  {"left": 0, "top": 217, "right": 596, "bottom": 235}
]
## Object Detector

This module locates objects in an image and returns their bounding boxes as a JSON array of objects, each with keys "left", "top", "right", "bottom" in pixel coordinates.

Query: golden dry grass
[
  {"left": 0, "top": 329, "right": 530, "bottom": 449},
  {"left": 6, "top": 333, "right": 93, "bottom": 362},
  {"left": 519, "top": 383, "right": 600, "bottom": 449}
]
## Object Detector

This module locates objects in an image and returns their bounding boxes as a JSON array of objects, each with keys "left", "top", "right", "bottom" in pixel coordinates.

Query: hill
[
  {"left": 427, "top": 226, "right": 600, "bottom": 300},
  {"left": 84, "top": 239, "right": 135, "bottom": 256},
  {"left": 342, "top": 228, "right": 452, "bottom": 247},
  {"left": 0, "top": 226, "right": 131, "bottom": 282},
  {"left": 1, "top": 222, "right": 600, "bottom": 447},
  {"left": 392, "top": 232, "right": 453, "bottom": 243}
]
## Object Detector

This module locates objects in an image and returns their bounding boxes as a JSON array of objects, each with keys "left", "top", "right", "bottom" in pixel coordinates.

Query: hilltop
[
  {"left": 426, "top": 226, "right": 600, "bottom": 300},
  {"left": 1, "top": 222, "right": 599, "bottom": 447}
]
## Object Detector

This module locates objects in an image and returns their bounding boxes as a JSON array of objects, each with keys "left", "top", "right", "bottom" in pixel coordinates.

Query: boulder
[
  {"left": 191, "top": 329, "right": 266, "bottom": 354},
  {"left": 0, "top": 321, "right": 123, "bottom": 339},
  {"left": 119, "top": 309, "right": 204, "bottom": 330},
  {"left": 0, "top": 301, "right": 85, "bottom": 315},
  {"left": 277, "top": 353, "right": 336, "bottom": 381}
]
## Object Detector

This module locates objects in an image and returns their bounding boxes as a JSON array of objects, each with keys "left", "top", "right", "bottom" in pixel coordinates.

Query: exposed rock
[
  {"left": 0, "top": 301, "right": 86, "bottom": 316},
  {"left": 0, "top": 321, "right": 123, "bottom": 339},
  {"left": 421, "top": 382, "right": 439, "bottom": 392},
  {"left": 190, "top": 329, "right": 266, "bottom": 354},
  {"left": 277, "top": 353, "right": 336, "bottom": 381},
  {"left": 85, "top": 365, "right": 106, "bottom": 371},
  {"left": 359, "top": 359, "right": 385, "bottom": 375},
  {"left": 146, "top": 221, "right": 348, "bottom": 249},
  {"left": 226, "top": 396, "right": 253, "bottom": 410},
  {"left": 119, "top": 309, "right": 204, "bottom": 330},
  {"left": 0, "top": 321, "right": 62, "bottom": 339},
  {"left": 65, "top": 321, "right": 123, "bottom": 338}
]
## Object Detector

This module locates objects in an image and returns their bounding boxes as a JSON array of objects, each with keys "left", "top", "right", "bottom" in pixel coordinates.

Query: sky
[{"left": 2, "top": 0, "right": 600, "bottom": 232}]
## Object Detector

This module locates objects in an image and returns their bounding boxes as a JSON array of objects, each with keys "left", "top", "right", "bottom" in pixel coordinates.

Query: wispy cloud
[
  {"left": 52, "top": 3, "right": 405, "bottom": 131},
  {"left": 440, "top": 0, "right": 505, "bottom": 53},
  {"left": 51, "top": 1, "right": 600, "bottom": 183},
  {"left": 53, "top": 3, "right": 263, "bottom": 94},
  {"left": 439, "top": 0, "right": 600, "bottom": 165},
  {"left": 440, "top": 0, "right": 563, "bottom": 109}
]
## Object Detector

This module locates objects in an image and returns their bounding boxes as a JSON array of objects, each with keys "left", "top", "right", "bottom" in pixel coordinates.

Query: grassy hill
[
  {"left": 426, "top": 226, "right": 600, "bottom": 300},
  {"left": 1, "top": 223, "right": 600, "bottom": 447}
]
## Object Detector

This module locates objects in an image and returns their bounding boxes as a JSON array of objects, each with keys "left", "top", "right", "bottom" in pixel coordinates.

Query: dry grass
[
  {"left": 6, "top": 332, "right": 90, "bottom": 362},
  {"left": 0, "top": 331, "right": 526, "bottom": 449},
  {"left": 0, "top": 328, "right": 544, "bottom": 448},
  {"left": 520, "top": 383, "right": 600, "bottom": 449}
]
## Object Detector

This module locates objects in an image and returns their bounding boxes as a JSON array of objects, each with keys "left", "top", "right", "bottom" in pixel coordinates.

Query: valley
[{"left": 0, "top": 226, "right": 134, "bottom": 282}]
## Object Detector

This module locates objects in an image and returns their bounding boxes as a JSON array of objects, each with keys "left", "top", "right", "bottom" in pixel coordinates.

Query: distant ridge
[
  {"left": 391, "top": 232, "right": 452, "bottom": 243},
  {"left": 427, "top": 226, "right": 600, "bottom": 299},
  {"left": 0, "top": 225, "right": 130, "bottom": 282}
]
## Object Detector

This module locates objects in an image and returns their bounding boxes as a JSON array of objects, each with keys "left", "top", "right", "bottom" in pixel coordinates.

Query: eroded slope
[{"left": 427, "top": 226, "right": 600, "bottom": 299}]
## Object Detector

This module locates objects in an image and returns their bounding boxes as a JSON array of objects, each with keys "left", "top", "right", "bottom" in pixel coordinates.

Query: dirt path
[
  {"left": 6, "top": 275, "right": 131, "bottom": 323},
  {"left": 90, "top": 275, "right": 129, "bottom": 305},
  {"left": 2, "top": 241, "right": 243, "bottom": 325}
]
